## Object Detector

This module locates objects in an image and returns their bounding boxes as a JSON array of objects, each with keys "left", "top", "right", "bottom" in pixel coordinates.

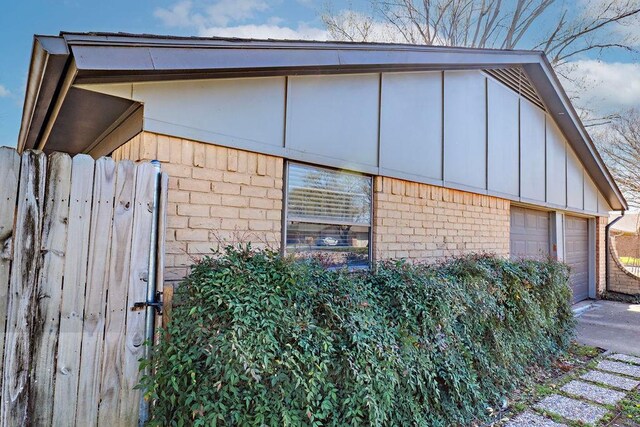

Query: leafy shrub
[{"left": 141, "top": 246, "right": 574, "bottom": 426}]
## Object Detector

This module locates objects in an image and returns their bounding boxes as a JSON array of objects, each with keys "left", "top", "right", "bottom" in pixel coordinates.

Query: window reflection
[{"left": 285, "top": 163, "right": 372, "bottom": 269}]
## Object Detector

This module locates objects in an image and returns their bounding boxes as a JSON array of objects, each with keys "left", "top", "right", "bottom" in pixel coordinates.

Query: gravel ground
[
  {"left": 609, "top": 354, "right": 640, "bottom": 365},
  {"left": 534, "top": 394, "right": 609, "bottom": 424},
  {"left": 580, "top": 370, "right": 640, "bottom": 391},
  {"left": 504, "top": 411, "right": 567, "bottom": 427},
  {"left": 560, "top": 380, "right": 626, "bottom": 405},
  {"left": 498, "top": 351, "right": 640, "bottom": 426},
  {"left": 598, "top": 360, "right": 640, "bottom": 378}
]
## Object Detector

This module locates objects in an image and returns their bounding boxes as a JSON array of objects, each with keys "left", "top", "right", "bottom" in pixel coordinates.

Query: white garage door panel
[
  {"left": 565, "top": 216, "right": 589, "bottom": 303},
  {"left": 510, "top": 206, "right": 550, "bottom": 259}
]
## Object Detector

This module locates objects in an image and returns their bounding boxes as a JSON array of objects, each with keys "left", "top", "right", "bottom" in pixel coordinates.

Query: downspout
[
  {"left": 605, "top": 211, "right": 625, "bottom": 292},
  {"left": 139, "top": 160, "right": 163, "bottom": 426}
]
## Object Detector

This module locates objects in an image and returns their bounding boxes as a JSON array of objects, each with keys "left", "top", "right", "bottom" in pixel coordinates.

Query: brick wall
[
  {"left": 112, "top": 132, "right": 610, "bottom": 291},
  {"left": 112, "top": 132, "right": 283, "bottom": 281},
  {"left": 608, "top": 235, "right": 640, "bottom": 295},
  {"left": 373, "top": 176, "right": 510, "bottom": 261},
  {"left": 610, "top": 233, "right": 640, "bottom": 259}
]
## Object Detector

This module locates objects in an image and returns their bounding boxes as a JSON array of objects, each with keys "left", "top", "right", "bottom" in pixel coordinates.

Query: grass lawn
[{"left": 485, "top": 343, "right": 640, "bottom": 426}]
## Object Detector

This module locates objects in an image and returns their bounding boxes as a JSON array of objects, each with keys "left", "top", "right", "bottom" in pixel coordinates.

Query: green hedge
[{"left": 141, "top": 246, "right": 574, "bottom": 426}]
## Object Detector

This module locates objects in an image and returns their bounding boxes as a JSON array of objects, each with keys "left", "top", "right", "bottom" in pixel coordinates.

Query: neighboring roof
[
  {"left": 610, "top": 213, "right": 640, "bottom": 234},
  {"left": 17, "top": 31, "right": 628, "bottom": 211}
]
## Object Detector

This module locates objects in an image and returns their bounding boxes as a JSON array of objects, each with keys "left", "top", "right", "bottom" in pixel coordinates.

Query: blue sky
[{"left": 1, "top": 0, "right": 639, "bottom": 148}]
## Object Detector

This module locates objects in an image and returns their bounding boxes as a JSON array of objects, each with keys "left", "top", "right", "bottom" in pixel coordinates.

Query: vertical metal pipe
[{"left": 139, "top": 160, "right": 162, "bottom": 426}]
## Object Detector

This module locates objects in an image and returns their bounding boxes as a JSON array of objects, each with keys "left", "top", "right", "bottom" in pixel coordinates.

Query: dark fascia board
[
  {"left": 17, "top": 36, "right": 69, "bottom": 151},
  {"left": 60, "top": 31, "right": 542, "bottom": 53},
  {"left": 63, "top": 32, "right": 543, "bottom": 79},
  {"left": 21, "top": 32, "right": 626, "bottom": 210}
]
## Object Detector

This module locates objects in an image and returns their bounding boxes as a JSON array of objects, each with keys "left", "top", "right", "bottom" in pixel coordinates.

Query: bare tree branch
[
  {"left": 595, "top": 110, "right": 640, "bottom": 208},
  {"left": 321, "top": 0, "right": 640, "bottom": 67}
]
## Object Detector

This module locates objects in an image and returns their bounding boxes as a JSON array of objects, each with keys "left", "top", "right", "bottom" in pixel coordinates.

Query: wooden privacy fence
[{"left": 0, "top": 147, "right": 168, "bottom": 426}]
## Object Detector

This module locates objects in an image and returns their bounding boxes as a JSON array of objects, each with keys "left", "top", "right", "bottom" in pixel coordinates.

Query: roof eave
[
  {"left": 17, "top": 35, "right": 70, "bottom": 152},
  {"left": 19, "top": 33, "right": 627, "bottom": 210},
  {"left": 523, "top": 56, "right": 627, "bottom": 211}
]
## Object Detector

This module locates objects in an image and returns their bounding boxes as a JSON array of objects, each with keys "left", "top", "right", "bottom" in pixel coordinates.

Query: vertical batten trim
[
  {"left": 518, "top": 97, "right": 522, "bottom": 198},
  {"left": 544, "top": 114, "right": 548, "bottom": 203},
  {"left": 580, "top": 153, "right": 584, "bottom": 210},
  {"left": 376, "top": 73, "right": 383, "bottom": 168},
  {"left": 485, "top": 77, "right": 489, "bottom": 190},
  {"left": 441, "top": 71, "right": 445, "bottom": 183},
  {"left": 582, "top": 169, "right": 586, "bottom": 211},
  {"left": 565, "top": 139, "right": 569, "bottom": 209},
  {"left": 282, "top": 76, "right": 288, "bottom": 149}
]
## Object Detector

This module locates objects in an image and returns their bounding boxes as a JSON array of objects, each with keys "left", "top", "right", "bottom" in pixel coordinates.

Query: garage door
[
  {"left": 565, "top": 215, "right": 589, "bottom": 303},
  {"left": 510, "top": 206, "right": 550, "bottom": 259}
]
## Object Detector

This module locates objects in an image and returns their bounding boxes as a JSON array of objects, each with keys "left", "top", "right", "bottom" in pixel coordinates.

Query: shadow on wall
[{"left": 608, "top": 235, "right": 640, "bottom": 295}]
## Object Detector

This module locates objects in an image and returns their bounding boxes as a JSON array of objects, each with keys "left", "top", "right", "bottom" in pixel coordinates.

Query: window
[{"left": 284, "top": 162, "right": 372, "bottom": 269}]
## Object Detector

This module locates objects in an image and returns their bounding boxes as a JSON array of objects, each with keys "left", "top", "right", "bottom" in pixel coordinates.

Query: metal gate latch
[{"left": 132, "top": 291, "right": 164, "bottom": 314}]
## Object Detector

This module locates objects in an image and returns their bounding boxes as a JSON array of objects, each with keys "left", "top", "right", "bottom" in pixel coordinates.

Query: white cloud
[
  {"left": 154, "top": 0, "right": 269, "bottom": 29},
  {"left": 155, "top": 0, "right": 329, "bottom": 41},
  {"left": 559, "top": 60, "right": 640, "bottom": 114},
  {"left": 0, "top": 85, "right": 9, "bottom": 97},
  {"left": 199, "top": 23, "right": 328, "bottom": 40},
  {"left": 205, "top": 0, "right": 268, "bottom": 26},
  {"left": 154, "top": 1, "right": 198, "bottom": 27},
  {"left": 153, "top": 1, "right": 194, "bottom": 27}
]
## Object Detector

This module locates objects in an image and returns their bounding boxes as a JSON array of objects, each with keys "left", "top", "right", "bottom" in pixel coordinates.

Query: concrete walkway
[
  {"left": 506, "top": 353, "right": 640, "bottom": 426},
  {"left": 575, "top": 300, "right": 640, "bottom": 356}
]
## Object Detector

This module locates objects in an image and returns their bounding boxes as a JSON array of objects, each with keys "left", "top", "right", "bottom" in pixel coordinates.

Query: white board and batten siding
[
  {"left": 286, "top": 74, "right": 380, "bottom": 168},
  {"left": 80, "top": 69, "right": 612, "bottom": 216},
  {"left": 519, "top": 99, "right": 547, "bottom": 203},
  {"left": 546, "top": 120, "right": 567, "bottom": 207},
  {"left": 487, "top": 78, "right": 519, "bottom": 197},
  {"left": 380, "top": 72, "right": 443, "bottom": 181},
  {"left": 0, "top": 147, "right": 167, "bottom": 427},
  {"left": 444, "top": 71, "right": 487, "bottom": 190}
]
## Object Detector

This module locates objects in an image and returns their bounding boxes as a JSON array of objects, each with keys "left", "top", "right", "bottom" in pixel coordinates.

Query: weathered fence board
[
  {"left": 76, "top": 157, "right": 117, "bottom": 426},
  {"left": 98, "top": 161, "right": 137, "bottom": 427},
  {"left": 0, "top": 147, "right": 20, "bottom": 392},
  {"left": 120, "top": 162, "right": 157, "bottom": 424},
  {"left": 0, "top": 147, "right": 166, "bottom": 427},
  {"left": 52, "top": 154, "right": 95, "bottom": 426},
  {"left": 1, "top": 150, "right": 46, "bottom": 426},
  {"left": 30, "top": 152, "right": 72, "bottom": 426}
]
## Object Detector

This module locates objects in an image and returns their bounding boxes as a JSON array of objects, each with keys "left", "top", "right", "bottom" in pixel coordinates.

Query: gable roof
[{"left": 17, "top": 31, "right": 627, "bottom": 211}]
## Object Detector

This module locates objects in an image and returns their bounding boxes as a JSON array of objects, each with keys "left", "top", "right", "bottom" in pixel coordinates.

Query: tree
[
  {"left": 596, "top": 110, "right": 640, "bottom": 208},
  {"left": 322, "top": 0, "right": 640, "bottom": 66}
]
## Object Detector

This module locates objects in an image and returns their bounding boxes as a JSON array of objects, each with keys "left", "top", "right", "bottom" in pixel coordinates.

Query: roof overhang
[
  {"left": 18, "top": 36, "right": 69, "bottom": 151},
  {"left": 17, "top": 32, "right": 628, "bottom": 211}
]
